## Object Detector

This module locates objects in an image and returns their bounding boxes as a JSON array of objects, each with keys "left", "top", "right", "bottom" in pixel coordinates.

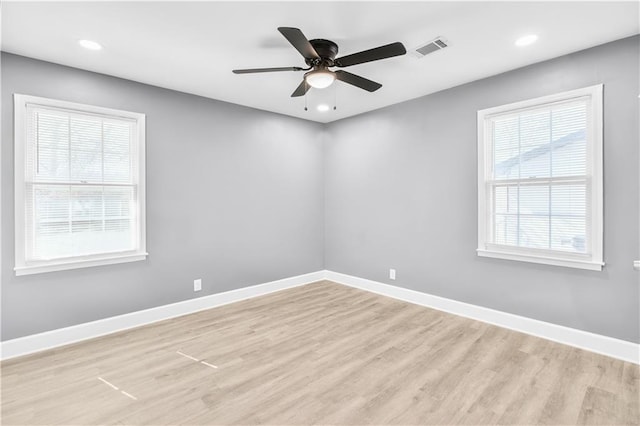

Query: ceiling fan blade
[
  {"left": 334, "top": 42, "right": 406, "bottom": 67},
  {"left": 291, "top": 80, "right": 310, "bottom": 97},
  {"left": 335, "top": 70, "right": 382, "bottom": 92},
  {"left": 278, "top": 27, "right": 320, "bottom": 60},
  {"left": 233, "top": 67, "right": 304, "bottom": 74}
]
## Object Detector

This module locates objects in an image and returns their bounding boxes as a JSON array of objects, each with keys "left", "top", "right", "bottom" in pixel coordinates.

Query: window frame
[
  {"left": 476, "top": 85, "right": 604, "bottom": 271},
  {"left": 14, "top": 94, "right": 147, "bottom": 275}
]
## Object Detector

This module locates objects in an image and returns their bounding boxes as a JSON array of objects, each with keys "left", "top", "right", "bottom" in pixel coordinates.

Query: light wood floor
[{"left": 1, "top": 281, "right": 638, "bottom": 425}]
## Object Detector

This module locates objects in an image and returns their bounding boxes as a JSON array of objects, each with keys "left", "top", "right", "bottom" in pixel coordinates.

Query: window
[
  {"left": 477, "top": 85, "right": 603, "bottom": 270},
  {"left": 14, "top": 95, "right": 146, "bottom": 275}
]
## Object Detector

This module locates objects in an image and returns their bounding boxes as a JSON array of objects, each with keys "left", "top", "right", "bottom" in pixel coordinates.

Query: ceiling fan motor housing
[{"left": 308, "top": 39, "right": 339, "bottom": 67}]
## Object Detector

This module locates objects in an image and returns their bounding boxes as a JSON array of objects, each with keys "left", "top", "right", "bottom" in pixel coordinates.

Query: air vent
[{"left": 415, "top": 37, "right": 448, "bottom": 57}]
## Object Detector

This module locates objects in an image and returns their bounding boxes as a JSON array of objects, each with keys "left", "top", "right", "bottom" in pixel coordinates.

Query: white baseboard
[
  {"left": 325, "top": 270, "right": 640, "bottom": 365},
  {"left": 0, "top": 270, "right": 325, "bottom": 360},
  {"left": 3, "top": 269, "right": 638, "bottom": 365}
]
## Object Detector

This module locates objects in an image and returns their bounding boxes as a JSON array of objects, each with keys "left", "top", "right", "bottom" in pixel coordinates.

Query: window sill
[
  {"left": 15, "top": 252, "right": 148, "bottom": 276},
  {"left": 476, "top": 248, "right": 603, "bottom": 271}
]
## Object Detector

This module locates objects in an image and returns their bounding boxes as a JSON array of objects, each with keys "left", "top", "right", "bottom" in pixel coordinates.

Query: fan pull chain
[
  {"left": 333, "top": 84, "right": 337, "bottom": 110},
  {"left": 304, "top": 81, "right": 308, "bottom": 111}
]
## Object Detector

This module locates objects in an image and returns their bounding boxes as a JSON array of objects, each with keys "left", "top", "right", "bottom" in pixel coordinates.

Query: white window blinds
[
  {"left": 15, "top": 95, "right": 146, "bottom": 275},
  {"left": 477, "top": 85, "right": 603, "bottom": 270}
]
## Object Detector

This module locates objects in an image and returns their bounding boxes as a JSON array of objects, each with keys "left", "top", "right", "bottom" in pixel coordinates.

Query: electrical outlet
[
  {"left": 193, "top": 279, "right": 202, "bottom": 292},
  {"left": 389, "top": 269, "right": 396, "bottom": 280}
]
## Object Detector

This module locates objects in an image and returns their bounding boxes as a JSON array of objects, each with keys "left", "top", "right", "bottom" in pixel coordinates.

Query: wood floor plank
[{"left": 1, "top": 281, "right": 638, "bottom": 425}]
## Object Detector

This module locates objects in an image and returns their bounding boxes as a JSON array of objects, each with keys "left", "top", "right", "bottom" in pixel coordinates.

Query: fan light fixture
[
  {"left": 305, "top": 69, "right": 335, "bottom": 89},
  {"left": 232, "top": 27, "right": 407, "bottom": 97}
]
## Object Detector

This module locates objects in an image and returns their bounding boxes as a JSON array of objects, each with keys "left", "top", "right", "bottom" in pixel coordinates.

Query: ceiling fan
[{"left": 233, "top": 27, "right": 407, "bottom": 97}]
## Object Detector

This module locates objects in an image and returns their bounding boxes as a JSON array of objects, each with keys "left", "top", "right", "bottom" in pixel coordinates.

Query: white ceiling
[{"left": 2, "top": 1, "right": 638, "bottom": 123}]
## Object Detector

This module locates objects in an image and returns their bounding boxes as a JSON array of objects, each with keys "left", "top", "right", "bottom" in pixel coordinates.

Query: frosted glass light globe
[{"left": 305, "top": 70, "right": 335, "bottom": 89}]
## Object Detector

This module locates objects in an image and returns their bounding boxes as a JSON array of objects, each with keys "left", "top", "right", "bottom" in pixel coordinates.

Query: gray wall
[
  {"left": 3, "top": 36, "right": 638, "bottom": 344},
  {"left": 1, "top": 53, "right": 325, "bottom": 340},
  {"left": 325, "top": 35, "right": 640, "bottom": 343}
]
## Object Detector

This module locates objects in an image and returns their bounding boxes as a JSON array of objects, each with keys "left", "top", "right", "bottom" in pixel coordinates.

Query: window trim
[
  {"left": 476, "top": 85, "right": 604, "bottom": 271},
  {"left": 14, "top": 94, "right": 147, "bottom": 275}
]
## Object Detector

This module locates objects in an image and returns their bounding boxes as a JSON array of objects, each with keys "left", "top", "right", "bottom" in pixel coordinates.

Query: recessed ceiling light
[
  {"left": 78, "top": 39, "right": 103, "bottom": 50},
  {"left": 317, "top": 104, "right": 330, "bottom": 112},
  {"left": 515, "top": 34, "right": 538, "bottom": 47}
]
